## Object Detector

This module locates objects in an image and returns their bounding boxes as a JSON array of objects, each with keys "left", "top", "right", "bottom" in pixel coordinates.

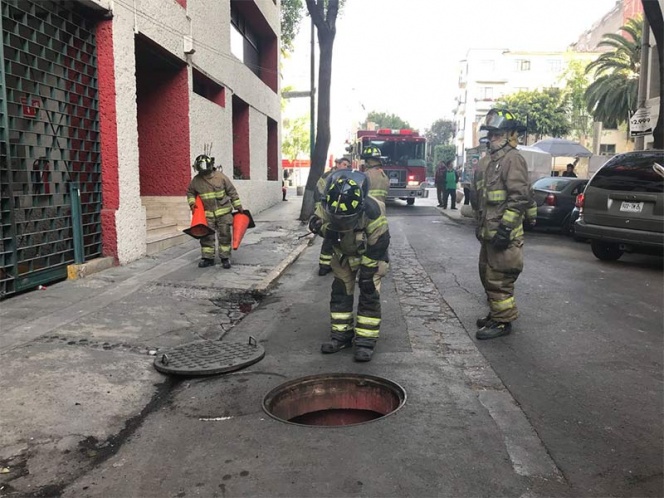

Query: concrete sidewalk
[{"left": 0, "top": 195, "right": 312, "bottom": 495}]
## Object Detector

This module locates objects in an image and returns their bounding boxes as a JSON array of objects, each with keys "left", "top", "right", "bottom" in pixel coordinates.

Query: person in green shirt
[{"left": 442, "top": 161, "right": 460, "bottom": 210}]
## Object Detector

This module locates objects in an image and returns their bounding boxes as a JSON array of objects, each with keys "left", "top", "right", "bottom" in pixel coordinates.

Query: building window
[
  {"left": 230, "top": 3, "right": 261, "bottom": 78},
  {"left": 267, "top": 118, "right": 278, "bottom": 181},
  {"left": 514, "top": 59, "right": 531, "bottom": 71},
  {"left": 547, "top": 59, "right": 562, "bottom": 73},
  {"left": 479, "top": 86, "right": 493, "bottom": 100},
  {"left": 599, "top": 144, "right": 616, "bottom": 155},
  {"left": 193, "top": 68, "right": 225, "bottom": 107}
]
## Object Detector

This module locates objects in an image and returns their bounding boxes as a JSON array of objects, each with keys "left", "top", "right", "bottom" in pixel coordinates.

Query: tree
[
  {"left": 584, "top": 17, "right": 642, "bottom": 128},
  {"left": 641, "top": 0, "right": 664, "bottom": 148},
  {"left": 424, "top": 119, "right": 455, "bottom": 170},
  {"left": 282, "top": 115, "right": 311, "bottom": 162},
  {"left": 562, "top": 60, "right": 593, "bottom": 143},
  {"left": 298, "top": 0, "right": 341, "bottom": 221},
  {"left": 432, "top": 145, "right": 456, "bottom": 174},
  {"left": 280, "top": 0, "right": 304, "bottom": 55},
  {"left": 495, "top": 88, "right": 571, "bottom": 142},
  {"left": 362, "top": 111, "right": 411, "bottom": 130}
]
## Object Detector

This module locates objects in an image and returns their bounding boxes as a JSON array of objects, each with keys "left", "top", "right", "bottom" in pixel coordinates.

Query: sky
[{"left": 281, "top": 0, "right": 618, "bottom": 156}]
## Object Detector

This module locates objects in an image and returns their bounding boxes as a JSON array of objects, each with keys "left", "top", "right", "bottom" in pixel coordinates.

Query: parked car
[
  {"left": 528, "top": 177, "right": 588, "bottom": 233},
  {"left": 568, "top": 196, "right": 584, "bottom": 241},
  {"left": 575, "top": 150, "right": 664, "bottom": 261}
]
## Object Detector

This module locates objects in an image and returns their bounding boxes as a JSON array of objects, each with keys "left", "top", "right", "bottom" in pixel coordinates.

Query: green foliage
[
  {"left": 562, "top": 60, "right": 593, "bottom": 138},
  {"left": 435, "top": 145, "right": 456, "bottom": 164},
  {"left": 584, "top": 16, "right": 642, "bottom": 127},
  {"left": 363, "top": 111, "right": 411, "bottom": 130},
  {"left": 280, "top": 0, "right": 304, "bottom": 55},
  {"left": 282, "top": 115, "right": 311, "bottom": 161},
  {"left": 424, "top": 119, "right": 455, "bottom": 169},
  {"left": 495, "top": 88, "right": 571, "bottom": 140}
]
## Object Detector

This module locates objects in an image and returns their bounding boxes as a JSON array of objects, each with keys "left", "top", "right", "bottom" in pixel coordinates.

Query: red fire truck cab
[{"left": 348, "top": 128, "right": 429, "bottom": 205}]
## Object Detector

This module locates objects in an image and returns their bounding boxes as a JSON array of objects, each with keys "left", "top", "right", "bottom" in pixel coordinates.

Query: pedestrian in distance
[
  {"left": 315, "top": 157, "right": 350, "bottom": 276},
  {"left": 308, "top": 170, "right": 390, "bottom": 362},
  {"left": 186, "top": 153, "right": 243, "bottom": 269},
  {"left": 282, "top": 169, "right": 290, "bottom": 201},
  {"left": 562, "top": 163, "right": 578, "bottom": 177},
  {"left": 442, "top": 161, "right": 460, "bottom": 209},
  {"left": 434, "top": 160, "right": 446, "bottom": 207},
  {"left": 360, "top": 146, "right": 389, "bottom": 205},
  {"left": 471, "top": 109, "right": 536, "bottom": 340}
]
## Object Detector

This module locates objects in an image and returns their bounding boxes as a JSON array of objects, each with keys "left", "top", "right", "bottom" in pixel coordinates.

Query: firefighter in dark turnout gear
[
  {"left": 360, "top": 145, "right": 389, "bottom": 204},
  {"left": 309, "top": 170, "right": 390, "bottom": 362},
  {"left": 315, "top": 158, "right": 351, "bottom": 276},
  {"left": 471, "top": 109, "right": 534, "bottom": 340},
  {"left": 186, "top": 154, "right": 243, "bottom": 269}
]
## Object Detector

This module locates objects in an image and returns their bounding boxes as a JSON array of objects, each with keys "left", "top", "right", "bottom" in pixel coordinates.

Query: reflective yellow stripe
[
  {"left": 355, "top": 327, "right": 380, "bottom": 338},
  {"left": 357, "top": 315, "right": 381, "bottom": 326},
  {"left": 187, "top": 196, "right": 196, "bottom": 206},
  {"left": 320, "top": 254, "right": 332, "bottom": 262},
  {"left": 367, "top": 215, "right": 387, "bottom": 232},
  {"left": 369, "top": 189, "right": 388, "bottom": 197},
  {"left": 476, "top": 179, "right": 485, "bottom": 189},
  {"left": 511, "top": 225, "right": 524, "bottom": 238},
  {"left": 202, "top": 247, "right": 215, "bottom": 255},
  {"left": 232, "top": 199, "right": 242, "bottom": 207},
  {"left": 332, "top": 323, "right": 353, "bottom": 332},
  {"left": 331, "top": 312, "right": 353, "bottom": 320},
  {"left": 526, "top": 205, "right": 537, "bottom": 218},
  {"left": 205, "top": 206, "right": 233, "bottom": 217},
  {"left": 503, "top": 209, "right": 519, "bottom": 223},
  {"left": 200, "top": 191, "right": 226, "bottom": 200},
  {"left": 360, "top": 255, "right": 378, "bottom": 267},
  {"left": 491, "top": 296, "right": 515, "bottom": 312},
  {"left": 486, "top": 190, "right": 507, "bottom": 202},
  {"left": 219, "top": 244, "right": 231, "bottom": 252}
]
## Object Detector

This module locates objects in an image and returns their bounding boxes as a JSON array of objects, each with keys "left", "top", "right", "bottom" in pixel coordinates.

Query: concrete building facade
[{"left": 0, "top": 0, "right": 281, "bottom": 297}]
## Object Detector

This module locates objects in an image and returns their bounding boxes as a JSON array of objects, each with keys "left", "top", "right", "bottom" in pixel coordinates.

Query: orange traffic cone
[
  {"left": 183, "top": 196, "right": 215, "bottom": 239},
  {"left": 232, "top": 209, "right": 255, "bottom": 250}
]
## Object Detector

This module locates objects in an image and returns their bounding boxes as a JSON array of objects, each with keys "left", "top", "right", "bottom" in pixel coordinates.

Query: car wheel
[
  {"left": 590, "top": 240, "right": 624, "bottom": 261},
  {"left": 406, "top": 198, "right": 415, "bottom": 205}
]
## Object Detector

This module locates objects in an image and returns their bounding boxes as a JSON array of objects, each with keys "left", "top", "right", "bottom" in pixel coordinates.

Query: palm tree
[{"left": 584, "top": 16, "right": 642, "bottom": 128}]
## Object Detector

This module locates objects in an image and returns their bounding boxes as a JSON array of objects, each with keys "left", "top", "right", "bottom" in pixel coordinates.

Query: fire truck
[{"left": 348, "top": 128, "right": 429, "bottom": 205}]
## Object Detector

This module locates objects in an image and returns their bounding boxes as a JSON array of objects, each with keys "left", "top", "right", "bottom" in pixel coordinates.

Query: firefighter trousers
[
  {"left": 478, "top": 239, "right": 523, "bottom": 322},
  {"left": 329, "top": 254, "right": 389, "bottom": 346},
  {"left": 319, "top": 238, "right": 334, "bottom": 268},
  {"left": 200, "top": 215, "right": 232, "bottom": 260}
]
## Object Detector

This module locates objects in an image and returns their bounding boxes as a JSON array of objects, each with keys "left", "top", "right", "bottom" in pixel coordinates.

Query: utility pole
[{"left": 634, "top": 23, "right": 650, "bottom": 150}]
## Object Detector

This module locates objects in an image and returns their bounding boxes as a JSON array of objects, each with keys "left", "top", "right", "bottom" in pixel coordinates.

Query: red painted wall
[
  {"left": 137, "top": 66, "right": 190, "bottom": 195},
  {"left": 175, "top": 0, "right": 186, "bottom": 8},
  {"left": 232, "top": 97, "right": 250, "bottom": 179},
  {"left": 96, "top": 20, "right": 119, "bottom": 261}
]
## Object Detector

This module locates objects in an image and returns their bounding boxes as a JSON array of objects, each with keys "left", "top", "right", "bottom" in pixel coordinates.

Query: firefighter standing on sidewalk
[
  {"left": 316, "top": 157, "right": 351, "bottom": 276},
  {"left": 309, "top": 170, "right": 390, "bottom": 362},
  {"left": 186, "top": 154, "right": 243, "bottom": 269},
  {"left": 360, "top": 146, "right": 389, "bottom": 204},
  {"left": 471, "top": 109, "right": 535, "bottom": 340}
]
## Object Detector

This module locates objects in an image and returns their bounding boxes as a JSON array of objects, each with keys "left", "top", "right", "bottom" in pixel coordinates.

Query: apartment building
[{"left": 0, "top": 0, "right": 281, "bottom": 297}]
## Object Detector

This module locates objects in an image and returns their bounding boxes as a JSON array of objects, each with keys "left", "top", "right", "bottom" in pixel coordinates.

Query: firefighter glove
[
  {"left": 491, "top": 223, "right": 512, "bottom": 251},
  {"left": 358, "top": 277, "right": 376, "bottom": 295},
  {"left": 308, "top": 215, "right": 323, "bottom": 234}
]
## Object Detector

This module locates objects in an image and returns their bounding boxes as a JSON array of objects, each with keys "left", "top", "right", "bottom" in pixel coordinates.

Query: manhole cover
[
  {"left": 262, "top": 373, "right": 406, "bottom": 427},
  {"left": 154, "top": 337, "right": 264, "bottom": 376}
]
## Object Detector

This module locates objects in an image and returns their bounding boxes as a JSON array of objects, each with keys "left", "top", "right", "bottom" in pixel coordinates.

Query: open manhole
[{"left": 262, "top": 373, "right": 406, "bottom": 427}]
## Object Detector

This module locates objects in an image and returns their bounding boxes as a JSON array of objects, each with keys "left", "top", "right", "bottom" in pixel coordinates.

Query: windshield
[
  {"left": 532, "top": 178, "right": 572, "bottom": 192},
  {"left": 363, "top": 138, "right": 426, "bottom": 166}
]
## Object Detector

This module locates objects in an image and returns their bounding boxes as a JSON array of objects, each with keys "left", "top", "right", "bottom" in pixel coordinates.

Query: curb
[
  {"left": 252, "top": 236, "right": 314, "bottom": 294},
  {"left": 67, "top": 257, "right": 115, "bottom": 280}
]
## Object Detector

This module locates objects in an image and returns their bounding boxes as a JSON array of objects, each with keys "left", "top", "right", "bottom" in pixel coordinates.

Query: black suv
[{"left": 575, "top": 150, "right": 664, "bottom": 261}]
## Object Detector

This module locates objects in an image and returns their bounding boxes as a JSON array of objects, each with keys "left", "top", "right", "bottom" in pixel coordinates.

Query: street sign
[{"left": 629, "top": 106, "right": 653, "bottom": 137}]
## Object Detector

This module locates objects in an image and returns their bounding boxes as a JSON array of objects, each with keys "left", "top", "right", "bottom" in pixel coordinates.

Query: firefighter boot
[
  {"left": 354, "top": 337, "right": 377, "bottom": 362},
  {"left": 198, "top": 258, "right": 214, "bottom": 268},
  {"left": 221, "top": 258, "right": 231, "bottom": 269},
  {"left": 476, "top": 314, "right": 491, "bottom": 328},
  {"left": 476, "top": 320, "right": 512, "bottom": 340},
  {"left": 321, "top": 332, "right": 354, "bottom": 354},
  {"left": 318, "top": 265, "right": 332, "bottom": 276}
]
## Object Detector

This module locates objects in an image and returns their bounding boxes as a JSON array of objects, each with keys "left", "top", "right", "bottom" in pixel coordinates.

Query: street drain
[{"left": 262, "top": 373, "right": 406, "bottom": 427}]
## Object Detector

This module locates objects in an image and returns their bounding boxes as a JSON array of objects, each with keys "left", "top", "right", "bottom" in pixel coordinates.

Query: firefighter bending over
[
  {"left": 360, "top": 146, "right": 389, "bottom": 204},
  {"left": 471, "top": 109, "right": 535, "bottom": 340},
  {"left": 308, "top": 170, "right": 390, "bottom": 362},
  {"left": 316, "top": 157, "right": 351, "bottom": 276},
  {"left": 186, "top": 154, "right": 243, "bottom": 269}
]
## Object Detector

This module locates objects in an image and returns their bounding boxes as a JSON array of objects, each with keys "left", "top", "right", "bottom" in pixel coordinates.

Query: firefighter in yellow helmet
[
  {"left": 360, "top": 146, "right": 389, "bottom": 204},
  {"left": 315, "top": 157, "right": 351, "bottom": 276},
  {"left": 308, "top": 170, "right": 390, "bottom": 362},
  {"left": 471, "top": 109, "right": 535, "bottom": 340},
  {"left": 186, "top": 154, "right": 243, "bottom": 269}
]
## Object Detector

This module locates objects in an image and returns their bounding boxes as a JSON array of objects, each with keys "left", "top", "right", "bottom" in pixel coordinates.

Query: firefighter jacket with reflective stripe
[
  {"left": 315, "top": 169, "right": 336, "bottom": 209},
  {"left": 314, "top": 196, "right": 390, "bottom": 276},
  {"left": 187, "top": 171, "right": 242, "bottom": 219},
  {"left": 472, "top": 146, "right": 532, "bottom": 241},
  {"left": 364, "top": 166, "right": 389, "bottom": 204}
]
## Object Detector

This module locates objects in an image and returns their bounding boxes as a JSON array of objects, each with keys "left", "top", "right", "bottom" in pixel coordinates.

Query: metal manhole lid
[{"left": 154, "top": 337, "right": 264, "bottom": 376}]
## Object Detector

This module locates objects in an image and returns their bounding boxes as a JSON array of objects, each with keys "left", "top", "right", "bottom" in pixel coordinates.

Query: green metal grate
[{"left": 1, "top": 0, "right": 101, "bottom": 298}]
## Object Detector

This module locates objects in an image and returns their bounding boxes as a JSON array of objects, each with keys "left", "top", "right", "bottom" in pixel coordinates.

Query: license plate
[
  {"left": 389, "top": 178, "right": 399, "bottom": 184},
  {"left": 620, "top": 201, "right": 643, "bottom": 213}
]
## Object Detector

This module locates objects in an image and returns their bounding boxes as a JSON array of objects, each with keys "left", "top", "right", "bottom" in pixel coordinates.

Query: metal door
[{"left": 1, "top": 0, "right": 101, "bottom": 298}]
